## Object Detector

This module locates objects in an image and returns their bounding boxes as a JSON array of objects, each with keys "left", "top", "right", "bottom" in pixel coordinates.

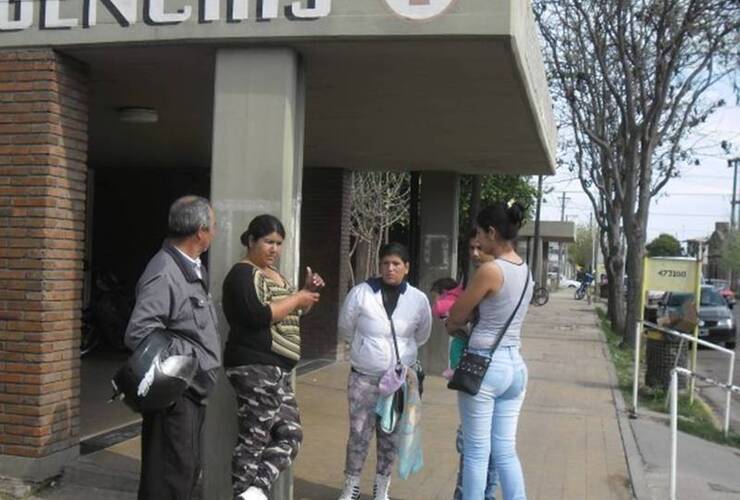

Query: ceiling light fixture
[{"left": 117, "top": 107, "right": 159, "bottom": 124}]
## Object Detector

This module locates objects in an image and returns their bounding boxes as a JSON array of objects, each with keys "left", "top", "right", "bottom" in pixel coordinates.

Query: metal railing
[
  {"left": 669, "top": 367, "right": 740, "bottom": 500},
  {"left": 632, "top": 320, "right": 736, "bottom": 435}
]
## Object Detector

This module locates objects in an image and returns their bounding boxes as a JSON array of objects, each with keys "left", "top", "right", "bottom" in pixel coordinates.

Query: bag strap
[
  {"left": 480, "top": 266, "right": 530, "bottom": 358},
  {"left": 381, "top": 288, "right": 402, "bottom": 366}
]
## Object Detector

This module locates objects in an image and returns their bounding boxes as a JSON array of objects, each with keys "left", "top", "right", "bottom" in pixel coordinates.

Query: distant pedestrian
[
  {"left": 124, "top": 195, "right": 221, "bottom": 500},
  {"left": 447, "top": 202, "right": 533, "bottom": 500},
  {"left": 222, "top": 214, "right": 325, "bottom": 500},
  {"left": 337, "top": 242, "right": 432, "bottom": 500}
]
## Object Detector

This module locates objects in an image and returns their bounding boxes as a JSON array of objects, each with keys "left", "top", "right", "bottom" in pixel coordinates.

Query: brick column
[
  {"left": 299, "top": 167, "right": 351, "bottom": 360},
  {"left": 0, "top": 49, "right": 88, "bottom": 480}
]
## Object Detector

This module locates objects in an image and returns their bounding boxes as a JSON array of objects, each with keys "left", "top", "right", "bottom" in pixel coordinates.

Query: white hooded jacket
[{"left": 338, "top": 278, "right": 432, "bottom": 377}]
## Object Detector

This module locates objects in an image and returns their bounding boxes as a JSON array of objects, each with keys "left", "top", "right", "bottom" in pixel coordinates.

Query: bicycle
[
  {"left": 530, "top": 284, "right": 549, "bottom": 306},
  {"left": 574, "top": 273, "right": 594, "bottom": 301}
]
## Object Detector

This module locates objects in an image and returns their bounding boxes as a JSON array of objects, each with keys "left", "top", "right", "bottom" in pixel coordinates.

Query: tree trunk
[
  {"left": 623, "top": 235, "right": 646, "bottom": 347},
  {"left": 603, "top": 216, "right": 626, "bottom": 337},
  {"left": 355, "top": 239, "right": 371, "bottom": 283},
  {"left": 623, "top": 182, "right": 651, "bottom": 347},
  {"left": 604, "top": 250, "right": 626, "bottom": 336}
]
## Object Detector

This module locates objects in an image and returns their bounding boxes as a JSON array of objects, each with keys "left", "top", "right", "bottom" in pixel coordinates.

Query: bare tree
[
  {"left": 349, "top": 171, "right": 410, "bottom": 285},
  {"left": 534, "top": 0, "right": 739, "bottom": 340}
]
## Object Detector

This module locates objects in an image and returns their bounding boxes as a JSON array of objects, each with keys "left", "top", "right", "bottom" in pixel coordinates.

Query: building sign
[
  {"left": 0, "top": 0, "right": 500, "bottom": 48},
  {"left": 383, "top": 0, "right": 456, "bottom": 20},
  {"left": 0, "top": 0, "right": 332, "bottom": 31},
  {"left": 0, "top": 0, "right": 460, "bottom": 32}
]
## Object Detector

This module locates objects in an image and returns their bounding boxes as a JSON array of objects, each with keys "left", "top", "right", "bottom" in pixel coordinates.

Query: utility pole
[
  {"left": 728, "top": 158, "right": 740, "bottom": 290},
  {"left": 591, "top": 211, "right": 601, "bottom": 300},
  {"left": 557, "top": 192, "right": 571, "bottom": 289},
  {"left": 533, "top": 176, "right": 543, "bottom": 286},
  {"left": 730, "top": 158, "right": 740, "bottom": 230},
  {"left": 589, "top": 212, "right": 594, "bottom": 270}
]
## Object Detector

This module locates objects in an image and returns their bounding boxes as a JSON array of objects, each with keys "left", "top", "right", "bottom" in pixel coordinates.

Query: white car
[
  {"left": 561, "top": 278, "right": 581, "bottom": 288},
  {"left": 547, "top": 272, "right": 581, "bottom": 288}
]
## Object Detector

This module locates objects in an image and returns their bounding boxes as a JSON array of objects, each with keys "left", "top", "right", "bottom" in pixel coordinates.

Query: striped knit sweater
[{"left": 253, "top": 268, "right": 301, "bottom": 361}]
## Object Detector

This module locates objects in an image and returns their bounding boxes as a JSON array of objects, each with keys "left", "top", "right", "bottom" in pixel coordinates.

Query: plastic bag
[{"left": 397, "top": 369, "right": 424, "bottom": 479}]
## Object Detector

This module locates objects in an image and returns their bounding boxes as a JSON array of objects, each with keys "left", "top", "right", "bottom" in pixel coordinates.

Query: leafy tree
[
  {"left": 646, "top": 234, "right": 683, "bottom": 257},
  {"left": 458, "top": 175, "right": 537, "bottom": 279},
  {"left": 568, "top": 224, "right": 594, "bottom": 270},
  {"left": 534, "top": 0, "right": 739, "bottom": 339},
  {"left": 458, "top": 175, "right": 537, "bottom": 234}
]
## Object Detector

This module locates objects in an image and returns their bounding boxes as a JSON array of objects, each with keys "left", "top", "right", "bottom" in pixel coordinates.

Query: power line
[
  {"left": 649, "top": 212, "right": 729, "bottom": 217},
  {"left": 678, "top": 174, "right": 732, "bottom": 180},
  {"left": 656, "top": 193, "right": 730, "bottom": 197}
]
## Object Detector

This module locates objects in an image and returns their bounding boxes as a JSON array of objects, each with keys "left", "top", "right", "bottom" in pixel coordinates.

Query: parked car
[
  {"left": 547, "top": 272, "right": 580, "bottom": 288},
  {"left": 646, "top": 289, "right": 665, "bottom": 307},
  {"left": 561, "top": 278, "right": 581, "bottom": 288},
  {"left": 705, "top": 279, "right": 736, "bottom": 306},
  {"left": 659, "top": 286, "right": 736, "bottom": 349}
]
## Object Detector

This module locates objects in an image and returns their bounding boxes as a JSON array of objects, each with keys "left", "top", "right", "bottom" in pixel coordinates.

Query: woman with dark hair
[
  {"left": 447, "top": 202, "right": 533, "bottom": 500},
  {"left": 336, "top": 242, "right": 432, "bottom": 500},
  {"left": 222, "top": 214, "right": 325, "bottom": 500}
]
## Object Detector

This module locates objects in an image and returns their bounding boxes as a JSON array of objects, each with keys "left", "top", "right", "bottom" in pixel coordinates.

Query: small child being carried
[{"left": 430, "top": 277, "right": 467, "bottom": 380}]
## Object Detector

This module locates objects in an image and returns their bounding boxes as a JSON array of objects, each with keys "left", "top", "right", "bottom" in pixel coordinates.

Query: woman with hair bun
[
  {"left": 221, "top": 214, "right": 325, "bottom": 500},
  {"left": 446, "top": 201, "right": 533, "bottom": 500}
]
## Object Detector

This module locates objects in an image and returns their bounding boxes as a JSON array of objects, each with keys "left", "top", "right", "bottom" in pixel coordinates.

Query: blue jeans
[
  {"left": 454, "top": 425, "right": 497, "bottom": 500},
  {"left": 458, "top": 346, "right": 527, "bottom": 500}
]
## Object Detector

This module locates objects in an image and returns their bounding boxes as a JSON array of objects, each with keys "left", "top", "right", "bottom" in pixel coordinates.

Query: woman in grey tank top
[{"left": 447, "top": 202, "right": 533, "bottom": 500}]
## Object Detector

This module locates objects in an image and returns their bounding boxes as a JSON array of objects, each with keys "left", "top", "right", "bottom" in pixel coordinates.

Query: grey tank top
[{"left": 468, "top": 259, "right": 533, "bottom": 350}]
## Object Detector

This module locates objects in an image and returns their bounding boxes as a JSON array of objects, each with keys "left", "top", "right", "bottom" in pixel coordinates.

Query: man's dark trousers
[{"left": 138, "top": 393, "right": 205, "bottom": 500}]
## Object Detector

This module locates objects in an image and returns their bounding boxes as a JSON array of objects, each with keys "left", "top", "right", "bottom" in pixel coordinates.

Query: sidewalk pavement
[{"left": 35, "top": 289, "right": 710, "bottom": 500}]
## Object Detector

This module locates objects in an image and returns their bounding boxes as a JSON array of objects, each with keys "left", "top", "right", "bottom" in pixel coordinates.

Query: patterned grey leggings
[
  {"left": 227, "top": 365, "right": 303, "bottom": 496},
  {"left": 344, "top": 370, "right": 401, "bottom": 478}
]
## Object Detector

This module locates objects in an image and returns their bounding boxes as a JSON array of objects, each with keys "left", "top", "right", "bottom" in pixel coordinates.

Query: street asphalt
[{"left": 695, "top": 304, "right": 740, "bottom": 433}]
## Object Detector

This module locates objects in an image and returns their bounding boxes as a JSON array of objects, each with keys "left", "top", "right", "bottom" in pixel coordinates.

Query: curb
[{"left": 591, "top": 307, "right": 652, "bottom": 500}]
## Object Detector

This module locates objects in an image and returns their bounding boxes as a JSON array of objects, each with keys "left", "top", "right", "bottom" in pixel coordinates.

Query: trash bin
[{"left": 644, "top": 329, "right": 688, "bottom": 391}]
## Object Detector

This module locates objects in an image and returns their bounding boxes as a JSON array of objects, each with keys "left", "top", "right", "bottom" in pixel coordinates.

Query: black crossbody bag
[{"left": 447, "top": 270, "right": 530, "bottom": 396}]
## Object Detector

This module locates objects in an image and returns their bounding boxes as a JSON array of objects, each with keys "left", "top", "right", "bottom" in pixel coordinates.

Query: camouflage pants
[
  {"left": 227, "top": 365, "right": 303, "bottom": 497},
  {"left": 344, "top": 370, "right": 400, "bottom": 478}
]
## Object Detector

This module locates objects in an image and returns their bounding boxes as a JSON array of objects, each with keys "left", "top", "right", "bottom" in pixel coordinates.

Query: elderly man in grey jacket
[{"left": 125, "top": 195, "right": 221, "bottom": 500}]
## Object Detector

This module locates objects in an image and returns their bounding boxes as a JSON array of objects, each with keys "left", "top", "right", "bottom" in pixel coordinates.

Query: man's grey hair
[{"left": 168, "top": 196, "right": 213, "bottom": 237}]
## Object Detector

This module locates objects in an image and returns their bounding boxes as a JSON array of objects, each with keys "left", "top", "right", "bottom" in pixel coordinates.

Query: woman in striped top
[{"left": 222, "top": 214, "right": 325, "bottom": 500}]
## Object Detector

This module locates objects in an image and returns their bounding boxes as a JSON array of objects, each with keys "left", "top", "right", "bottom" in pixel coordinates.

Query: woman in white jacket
[{"left": 337, "top": 242, "right": 432, "bottom": 500}]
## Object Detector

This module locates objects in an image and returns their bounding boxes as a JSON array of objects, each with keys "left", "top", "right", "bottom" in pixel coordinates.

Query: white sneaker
[
  {"left": 337, "top": 474, "right": 360, "bottom": 500},
  {"left": 238, "top": 486, "right": 268, "bottom": 500},
  {"left": 373, "top": 474, "right": 391, "bottom": 500}
]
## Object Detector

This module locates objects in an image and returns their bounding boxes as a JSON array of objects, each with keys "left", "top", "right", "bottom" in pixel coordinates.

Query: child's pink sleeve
[{"left": 432, "top": 285, "right": 463, "bottom": 319}]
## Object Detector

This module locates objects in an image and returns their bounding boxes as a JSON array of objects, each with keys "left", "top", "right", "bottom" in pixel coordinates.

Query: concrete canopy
[
  {"left": 1, "top": 0, "right": 556, "bottom": 175},
  {"left": 519, "top": 221, "right": 577, "bottom": 243}
]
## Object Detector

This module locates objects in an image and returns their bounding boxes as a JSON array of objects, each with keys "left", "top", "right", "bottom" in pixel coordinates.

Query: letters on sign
[
  {"left": 0, "top": 0, "right": 333, "bottom": 31},
  {"left": 657, "top": 269, "right": 688, "bottom": 278}
]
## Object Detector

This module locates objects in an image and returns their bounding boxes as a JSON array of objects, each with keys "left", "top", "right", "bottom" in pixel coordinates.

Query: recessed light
[{"left": 117, "top": 107, "right": 158, "bottom": 124}]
